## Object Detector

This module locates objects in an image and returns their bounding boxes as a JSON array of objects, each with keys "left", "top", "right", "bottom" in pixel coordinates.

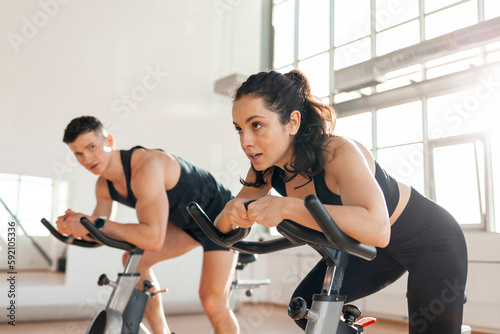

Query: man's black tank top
[
  {"left": 107, "top": 146, "right": 233, "bottom": 229},
  {"left": 271, "top": 161, "right": 400, "bottom": 216}
]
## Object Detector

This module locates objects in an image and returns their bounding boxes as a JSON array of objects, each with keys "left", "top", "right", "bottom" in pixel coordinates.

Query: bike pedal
[
  {"left": 354, "top": 317, "right": 377, "bottom": 328},
  {"left": 150, "top": 288, "right": 168, "bottom": 298}
]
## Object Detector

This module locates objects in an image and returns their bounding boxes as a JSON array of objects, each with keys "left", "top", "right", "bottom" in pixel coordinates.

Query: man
[{"left": 56, "top": 116, "right": 239, "bottom": 334}]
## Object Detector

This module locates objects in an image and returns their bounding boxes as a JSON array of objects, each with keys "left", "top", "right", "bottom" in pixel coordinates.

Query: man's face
[{"left": 69, "top": 131, "right": 112, "bottom": 175}]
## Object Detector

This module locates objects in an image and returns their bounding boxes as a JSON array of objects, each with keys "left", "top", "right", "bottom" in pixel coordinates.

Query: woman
[{"left": 215, "top": 70, "right": 468, "bottom": 333}]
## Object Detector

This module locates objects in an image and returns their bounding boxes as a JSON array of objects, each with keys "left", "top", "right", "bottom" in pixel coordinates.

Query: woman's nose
[{"left": 240, "top": 131, "right": 254, "bottom": 148}]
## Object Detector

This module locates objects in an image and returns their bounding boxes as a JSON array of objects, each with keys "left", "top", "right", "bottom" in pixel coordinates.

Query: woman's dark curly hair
[{"left": 233, "top": 69, "right": 336, "bottom": 188}]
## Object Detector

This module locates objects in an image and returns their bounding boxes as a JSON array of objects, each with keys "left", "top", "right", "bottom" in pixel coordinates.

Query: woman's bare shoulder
[{"left": 324, "top": 136, "right": 375, "bottom": 172}]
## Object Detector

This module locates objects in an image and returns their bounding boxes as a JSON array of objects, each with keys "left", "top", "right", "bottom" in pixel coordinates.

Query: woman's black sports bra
[{"left": 271, "top": 161, "right": 400, "bottom": 216}]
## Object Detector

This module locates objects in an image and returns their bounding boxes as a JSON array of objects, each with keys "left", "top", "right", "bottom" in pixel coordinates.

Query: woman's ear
[{"left": 289, "top": 110, "right": 301, "bottom": 135}]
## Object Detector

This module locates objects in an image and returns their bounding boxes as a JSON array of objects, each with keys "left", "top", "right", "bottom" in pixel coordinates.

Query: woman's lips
[{"left": 248, "top": 153, "right": 262, "bottom": 163}]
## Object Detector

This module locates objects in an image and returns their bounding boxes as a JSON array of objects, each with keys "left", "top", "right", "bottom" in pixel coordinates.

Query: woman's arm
[
  {"left": 215, "top": 167, "right": 272, "bottom": 233},
  {"left": 246, "top": 139, "right": 391, "bottom": 247}
]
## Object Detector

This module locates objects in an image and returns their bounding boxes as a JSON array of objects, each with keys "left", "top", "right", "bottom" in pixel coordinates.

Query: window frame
[
  {"left": 266, "top": 0, "right": 500, "bottom": 231},
  {"left": 426, "top": 133, "right": 492, "bottom": 230}
]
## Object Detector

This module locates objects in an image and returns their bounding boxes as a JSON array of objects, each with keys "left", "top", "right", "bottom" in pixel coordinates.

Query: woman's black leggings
[{"left": 291, "top": 188, "right": 468, "bottom": 333}]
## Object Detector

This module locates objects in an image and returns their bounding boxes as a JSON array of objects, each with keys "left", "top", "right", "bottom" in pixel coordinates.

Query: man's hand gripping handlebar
[{"left": 41, "top": 217, "right": 141, "bottom": 253}]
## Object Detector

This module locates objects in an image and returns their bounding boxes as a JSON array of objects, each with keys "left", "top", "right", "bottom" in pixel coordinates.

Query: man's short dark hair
[{"left": 63, "top": 116, "right": 106, "bottom": 144}]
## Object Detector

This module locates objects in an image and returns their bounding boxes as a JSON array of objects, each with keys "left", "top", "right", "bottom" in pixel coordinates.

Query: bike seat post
[
  {"left": 106, "top": 248, "right": 144, "bottom": 312},
  {"left": 124, "top": 248, "right": 145, "bottom": 274},
  {"left": 319, "top": 248, "right": 349, "bottom": 296},
  {"left": 304, "top": 247, "right": 351, "bottom": 334}
]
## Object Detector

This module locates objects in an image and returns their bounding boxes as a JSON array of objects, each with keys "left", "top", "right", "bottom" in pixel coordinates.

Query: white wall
[{"left": 0, "top": 0, "right": 261, "bottom": 322}]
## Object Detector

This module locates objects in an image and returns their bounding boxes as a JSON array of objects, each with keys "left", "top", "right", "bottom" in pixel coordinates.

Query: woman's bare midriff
[{"left": 389, "top": 182, "right": 412, "bottom": 226}]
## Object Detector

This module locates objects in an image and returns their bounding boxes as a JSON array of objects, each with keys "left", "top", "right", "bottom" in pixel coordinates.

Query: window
[
  {"left": 376, "top": 20, "right": 420, "bottom": 57},
  {"left": 427, "top": 88, "right": 491, "bottom": 139},
  {"left": 335, "top": 111, "right": 373, "bottom": 150},
  {"left": 334, "top": 0, "right": 370, "bottom": 47},
  {"left": 272, "top": 0, "right": 500, "bottom": 95},
  {"left": 0, "top": 173, "right": 56, "bottom": 237},
  {"left": 273, "top": 0, "right": 295, "bottom": 69},
  {"left": 378, "top": 143, "right": 425, "bottom": 194},
  {"left": 425, "top": 1, "right": 478, "bottom": 40},
  {"left": 335, "top": 105, "right": 495, "bottom": 229},
  {"left": 376, "top": 101, "right": 423, "bottom": 147},
  {"left": 298, "top": 52, "right": 330, "bottom": 98},
  {"left": 270, "top": 0, "right": 500, "bottom": 231},
  {"left": 431, "top": 139, "right": 487, "bottom": 228},
  {"left": 334, "top": 37, "right": 371, "bottom": 71},
  {"left": 298, "top": 0, "right": 329, "bottom": 60},
  {"left": 485, "top": 0, "right": 500, "bottom": 20},
  {"left": 0, "top": 173, "right": 69, "bottom": 270},
  {"left": 375, "top": 0, "right": 419, "bottom": 30}
]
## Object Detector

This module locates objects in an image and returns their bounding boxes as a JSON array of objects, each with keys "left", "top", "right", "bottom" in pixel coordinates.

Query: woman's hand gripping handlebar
[
  {"left": 187, "top": 196, "right": 376, "bottom": 261},
  {"left": 187, "top": 201, "right": 252, "bottom": 246},
  {"left": 186, "top": 201, "right": 301, "bottom": 254},
  {"left": 41, "top": 217, "right": 141, "bottom": 253}
]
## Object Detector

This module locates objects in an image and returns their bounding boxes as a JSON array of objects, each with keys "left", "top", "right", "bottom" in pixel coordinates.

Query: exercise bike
[
  {"left": 187, "top": 195, "right": 377, "bottom": 333},
  {"left": 41, "top": 217, "right": 158, "bottom": 334},
  {"left": 188, "top": 195, "right": 473, "bottom": 334}
]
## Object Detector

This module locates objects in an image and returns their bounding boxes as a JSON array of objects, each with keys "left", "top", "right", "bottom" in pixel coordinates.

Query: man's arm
[
  {"left": 96, "top": 153, "right": 170, "bottom": 252},
  {"left": 93, "top": 176, "right": 116, "bottom": 218}
]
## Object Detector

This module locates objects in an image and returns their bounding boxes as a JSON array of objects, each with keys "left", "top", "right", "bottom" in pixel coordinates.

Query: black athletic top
[
  {"left": 271, "top": 161, "right": 400, "bottom": 216},
  {"left": 107, "top": 146, "right": 233, "bottom": 228}
]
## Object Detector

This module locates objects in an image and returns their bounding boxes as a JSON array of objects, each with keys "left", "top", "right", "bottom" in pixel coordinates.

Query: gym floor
[{"left": 2, "top": 303, "right": 409, "bottom": 334}]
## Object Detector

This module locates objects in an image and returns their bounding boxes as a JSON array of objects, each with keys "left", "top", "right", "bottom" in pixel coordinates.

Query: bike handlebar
[
  {"left": 79, "top": 217, "right": 140, "bottom": 253},
  {"left": 41, "top": 217, "right": 142, "bottom": 253},
  {"left": 304, "top": 195, "right": 376, "bottom": 260},
  {"left": 187, "top": 195, "right": 376, "bottom": 261},
  {"left": 41, "top": 218, "right": 101, "bottom": 248},
  {"left": 187, "top": 202, "right": 251, "bottom": 245},
  {"left": 187, "top": 202, "right": 301, "bottom": 254}
]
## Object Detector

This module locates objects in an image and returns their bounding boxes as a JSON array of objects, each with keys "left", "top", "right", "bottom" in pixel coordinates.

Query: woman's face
[{"left": 232, "top": 96, "right": 296, "bottom": 171}]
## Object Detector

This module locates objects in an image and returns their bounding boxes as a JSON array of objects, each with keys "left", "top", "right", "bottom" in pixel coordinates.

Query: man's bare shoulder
[{"left": 130, "top": 148, "right": 180, "bottom": 184}]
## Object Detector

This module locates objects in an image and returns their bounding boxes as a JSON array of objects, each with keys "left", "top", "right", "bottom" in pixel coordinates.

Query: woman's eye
[
  {"left": 234, "top": 126, "right": 242, "bottom": 133},
  {"left": 252, "top": 123, "right": 262, "bottom": 130}
]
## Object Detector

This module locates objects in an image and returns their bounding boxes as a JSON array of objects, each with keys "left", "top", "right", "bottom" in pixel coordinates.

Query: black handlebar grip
[
  {"left": 187, "top": 202, "right": 300, "bottom": 254},
  {"left": 244, "top": 199, "right": 256, "bottom": 210},
  {"left": 186, "top": 202, "right": 250, "bottom": 246},
  {"left": 40, "top": 218, "right": 101, "bottom": 248},
  {"left": 304, "top": 195, "right": 376, "bottom": 261},
  {"left": 79, "top": 217, "right": 141, "bottom": 253}
]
